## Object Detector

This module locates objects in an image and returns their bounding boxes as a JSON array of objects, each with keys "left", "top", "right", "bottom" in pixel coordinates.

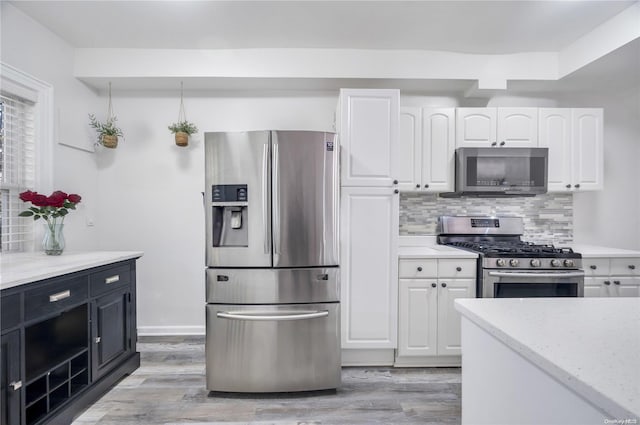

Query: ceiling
[{"left": 7, "top": 0, "right": 640, "bottom": 93}]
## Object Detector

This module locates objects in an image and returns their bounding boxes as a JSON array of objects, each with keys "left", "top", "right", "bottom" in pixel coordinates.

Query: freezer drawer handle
[
  {"left": 49, "top": 290, "right": 71, "bottom": 302},
  {"left": 217, "top": 310, "right": 329, "bottom": 321},
  {"left": 216, "top": 275, "right": 229, "bottom": 282}
]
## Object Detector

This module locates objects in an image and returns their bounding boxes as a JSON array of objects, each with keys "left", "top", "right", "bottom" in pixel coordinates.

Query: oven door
[{"left": 482, "top": 269, "right": 584, "bottom": 298}]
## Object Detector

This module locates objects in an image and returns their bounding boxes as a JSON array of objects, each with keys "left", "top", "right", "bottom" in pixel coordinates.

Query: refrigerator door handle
[
  {"left": 216, "top": 310, "right": 329, "bottom": 321},
  {"left": 262, "top": 142, "right": 270, "bottom": 254},
  {"left": 272, "top": 141, "right": 281, "bottom": 256}
]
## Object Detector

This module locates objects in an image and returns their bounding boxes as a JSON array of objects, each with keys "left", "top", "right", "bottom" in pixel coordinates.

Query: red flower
[
  {"left": 31, "top": 194, "right": 49, "bottom": 207},
  {"left": 47, "top": 192, "right": 66, "bottom": 208},
  {"left": 19, "top": 190, "right": 37, "bottom": 202},
  {"left": 67, "top": 194, "right": 82, "bottom": 203}
]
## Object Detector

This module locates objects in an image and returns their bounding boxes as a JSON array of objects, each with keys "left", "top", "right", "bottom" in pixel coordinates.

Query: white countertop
[
  {"left": 570, "top": 244, "right": 640, "bottom": 258},
  {"left": 398, "top": 236, "right": 478, "bottom": 259},
  {"left": 0, "top": 251, "right": 144, "bottom": 290},
  {"left": 455, "top": 297, "right": 640, "bottom": 419}
]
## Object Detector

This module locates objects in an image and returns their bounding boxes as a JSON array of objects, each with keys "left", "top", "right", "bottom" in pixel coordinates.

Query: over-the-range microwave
[{"left": 452, "top": 147, "right": 548, "bottom": 197}]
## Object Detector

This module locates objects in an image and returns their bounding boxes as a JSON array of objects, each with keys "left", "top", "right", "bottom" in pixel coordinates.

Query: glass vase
[{"left": 43, "top": 222, "right": 65, "bottom": 255}]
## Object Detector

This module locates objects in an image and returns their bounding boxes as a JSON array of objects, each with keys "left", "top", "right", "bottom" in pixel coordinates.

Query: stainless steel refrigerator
[{"left": 204, "top": 130, "right": 340, "bottom": 393}]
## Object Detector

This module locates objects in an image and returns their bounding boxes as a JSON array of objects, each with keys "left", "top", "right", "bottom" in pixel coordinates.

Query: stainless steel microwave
[{"left": 454, "top": 147, "right": 548, "bottom": 196}]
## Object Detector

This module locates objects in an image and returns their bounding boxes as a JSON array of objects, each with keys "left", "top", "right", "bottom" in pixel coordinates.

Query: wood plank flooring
[{"left": 72, "top": 336, "right": 461, "bottom": 424}]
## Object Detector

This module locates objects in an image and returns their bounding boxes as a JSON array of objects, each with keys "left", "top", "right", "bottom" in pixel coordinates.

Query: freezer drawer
[
  {"left": 206, "top": 268, "right": 339, "bottom": 304},
  {"left": 206, "top": 303, "right": 341, "bottom": 393}
]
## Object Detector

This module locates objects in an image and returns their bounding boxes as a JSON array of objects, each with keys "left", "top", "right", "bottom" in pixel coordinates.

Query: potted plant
[
  {"left": 89, "top": 113, "right": 123, "bottom": 149},
  {"left": 168, "top": 120, "right": 198, "bottom": 147}
]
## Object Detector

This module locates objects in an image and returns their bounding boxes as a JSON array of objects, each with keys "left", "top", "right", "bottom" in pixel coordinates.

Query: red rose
[
  {"left": 47, "top": 192, "right": 66, "bottom": 208},
  {"left": 19, "top": 190, "right": 37, "bottom": 202},
  {"left": 67, "top": 194, "right": 82, "bottom": 204},
  {"left": 31, "top": 194, "right": 49, "bottom": 207}
]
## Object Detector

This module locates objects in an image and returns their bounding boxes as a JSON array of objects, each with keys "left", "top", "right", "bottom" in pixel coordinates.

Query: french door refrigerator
[{"left": 204, "top": 130, "right": 340, "bottom": 393}]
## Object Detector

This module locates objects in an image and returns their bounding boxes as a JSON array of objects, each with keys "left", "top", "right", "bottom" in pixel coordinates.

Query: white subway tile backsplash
[{"left": 399, "top": 193, "right": 573, "bottom": 245}]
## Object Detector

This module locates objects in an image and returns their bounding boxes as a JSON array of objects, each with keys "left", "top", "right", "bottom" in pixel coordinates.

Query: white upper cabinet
[
  {"left": 456, "top": 107, "right": 538, "bottom": 148},
  {"left": 539, "top": 108, "right": 603, "bottom": 192},
  {"left": 398, "top": 107, "right": 455, "bottom": 192},
  {"left": 338, "top": 89, "right": 399, "bottom": 187}
]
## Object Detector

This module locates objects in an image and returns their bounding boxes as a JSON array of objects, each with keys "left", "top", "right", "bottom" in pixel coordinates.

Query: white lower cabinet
[
  {"left": 583, "top": 257, "right": 640, "bottom": 297},
  {"left": 396, "top": 258, "right": 476, "bottom": 366}
]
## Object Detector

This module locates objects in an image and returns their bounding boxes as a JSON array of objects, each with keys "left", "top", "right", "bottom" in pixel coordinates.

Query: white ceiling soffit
[{"left": 7, "top": 0, "right": 640, "bottom": 93}]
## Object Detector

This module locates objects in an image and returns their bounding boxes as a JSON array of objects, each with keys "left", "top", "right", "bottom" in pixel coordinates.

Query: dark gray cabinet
[{"left": 0, "top": 258, "right": 140, "bottom": 425}]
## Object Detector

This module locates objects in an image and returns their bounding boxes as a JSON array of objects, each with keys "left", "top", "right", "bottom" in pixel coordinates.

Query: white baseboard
[{"left": 137, "top": 326, "right": 205, "bottom": 336}]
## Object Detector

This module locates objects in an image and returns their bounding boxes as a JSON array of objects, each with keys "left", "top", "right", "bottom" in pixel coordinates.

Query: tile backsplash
[{"left": 400, "top": 193, "right": 573, "bottom": 245}]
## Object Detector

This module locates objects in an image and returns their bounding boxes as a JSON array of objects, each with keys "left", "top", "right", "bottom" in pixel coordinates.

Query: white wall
[
  {"left": 95, "top": 92, "right": 338, "bottom": 334},
  {"left": 1, "top": 3, "right": 100, "bottom": 250}
]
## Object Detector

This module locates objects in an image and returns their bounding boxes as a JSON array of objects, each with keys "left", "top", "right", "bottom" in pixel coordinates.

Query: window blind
[{"left": 1, "top": 92, "right": 36, "bottom": 252}]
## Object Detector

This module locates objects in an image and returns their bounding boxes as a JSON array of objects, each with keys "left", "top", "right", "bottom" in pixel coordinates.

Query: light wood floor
[{"left": 72, "top": 336, "right": 461, "bottom": 424}]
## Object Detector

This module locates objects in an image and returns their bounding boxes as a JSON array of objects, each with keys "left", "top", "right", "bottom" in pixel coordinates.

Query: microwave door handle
[{"left": 488, "top": 271, "right": 585, "bottom": 278}]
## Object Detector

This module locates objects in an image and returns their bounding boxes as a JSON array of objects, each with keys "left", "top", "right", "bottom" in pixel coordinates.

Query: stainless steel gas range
[{"left": 437, "top": 216, "right": 584, "bottom": 298}]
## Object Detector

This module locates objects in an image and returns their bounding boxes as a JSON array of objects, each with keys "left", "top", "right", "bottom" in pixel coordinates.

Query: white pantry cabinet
[
  {"left": 456, "top": 107, "right": 538, "bottom": 148},
  {"left": 340, "top": 187, "right": 399, "bottom": 350},
  {"left": 539, "top": 108, "right": 603, "bottom": 192},
  {"left": 583, "top": 256, "right": 640, "bottom": 297},
  {"left": 337, "top": 89, "right": 399, "bottom": 187},
  {"left": 399, "top": 107, "right": 455, "bottom": 192},
  {"left": 396, "top": 258, "right": 475, "bottom": 366}
]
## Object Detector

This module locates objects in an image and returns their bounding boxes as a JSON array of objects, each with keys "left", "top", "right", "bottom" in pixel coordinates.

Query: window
[
  {"left": 0, "top": 93, "right": 36, "bottom": 251},
  {"left": 0, "top": 63, "right": 53, "bottom": 253}
]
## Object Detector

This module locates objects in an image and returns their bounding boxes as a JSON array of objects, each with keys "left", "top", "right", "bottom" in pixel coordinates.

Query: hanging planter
[
  {"left": 168, "top": 82, "right": 198, "bottom": 147},
  {"left": 89, "top": 82, "right": 123, "bottom": 149}
]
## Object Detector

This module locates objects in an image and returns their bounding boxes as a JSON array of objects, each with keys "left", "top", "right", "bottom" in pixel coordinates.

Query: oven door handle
[
  {"left": 488, "top": 271, "right": 585, "bottom": 278},
  {"left": 217, "top": 310, "right": 329, "bottom": 321}
]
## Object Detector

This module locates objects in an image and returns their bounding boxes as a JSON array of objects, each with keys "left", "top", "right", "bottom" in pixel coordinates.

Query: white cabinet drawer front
[
  {"left": 610, "top": 258, "right": 640, "bottom": 276},
  {"left": 438, "top": 259, "right": 476, "bottom": 278},
  {"left": 583, "top": 258, "right": 610, "bottom": 276},
  {"left": 399, "top": 259, "right": 437, "bottom": 278}
]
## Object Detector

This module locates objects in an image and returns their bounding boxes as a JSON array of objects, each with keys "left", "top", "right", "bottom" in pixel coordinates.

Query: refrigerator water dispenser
[{"left": 211, "top": 184, "right": 248, "bottom": 247}]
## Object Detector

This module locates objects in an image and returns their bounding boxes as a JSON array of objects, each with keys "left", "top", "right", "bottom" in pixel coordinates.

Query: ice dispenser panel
[{"left": 211, "top": 184, "right": 249, "bottom": 247}]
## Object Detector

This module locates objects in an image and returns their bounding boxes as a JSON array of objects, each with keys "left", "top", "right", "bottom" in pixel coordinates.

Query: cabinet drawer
[
  {"left": 438, "top": 259, "right": 476, "bottom": 278},
  {"left": 610, "top": 258, "right": 640, "bottom": 276},
  {"left": 90, "top": 264, "right": 131, "bottom": 297},
  {"left": 1, "top": 293, "right": 21, "bottom": 330},
  {"left": 25, "top": 277, "right": 88, "bottom": 321},
  {"left": 399, "top": 259, "right": 437, "bottom": 278},
  {"left": 583, "top": 258, "right": 610, "bottom": 276}
]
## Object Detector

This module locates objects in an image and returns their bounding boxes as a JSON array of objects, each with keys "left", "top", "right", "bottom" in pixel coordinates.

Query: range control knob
[
  {"left": 496, "top": 259, "right": 506, "bottom": 267},
  {"left": 564, "top": 259, "right": 575, "bottom": 268},
  {"left": 550, "top": 259, "right": 561, "bottom": 267},
  {"left": 530, "top": 259, "right": 541, "bottom": 267},
  {"left": 509, "top": 259, "right": 520, "bottom": 267}
]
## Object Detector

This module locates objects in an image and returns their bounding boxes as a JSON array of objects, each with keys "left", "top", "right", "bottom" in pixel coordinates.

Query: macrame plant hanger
[
  {"left": 101, "top": 82, "right": 118, "bottom": 148},
  {"left": 178, "top": 81, "right": 187, "bottom": 124},
  {"left": 174, "top": 81, "right": 190, "bottom": 147}
]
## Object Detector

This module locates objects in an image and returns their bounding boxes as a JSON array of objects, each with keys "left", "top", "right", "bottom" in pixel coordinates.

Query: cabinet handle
[
  {"left": 417, "top": 267, "right": 423, "bottom": 272},
  {"left": 105, "top": 275, "right": 120, "bottom": 284},
  {"left": 500, "top": 141, "right": 505, "bottom": 146},
  {"left": 95, "top": 337, "right": 101, "bottom": 344},
  {"left": 456, "top": 266, "right": 462, "bottom": 272},
  {"left": 394, "top": 189, "right": 399, "bottom": 194},
  {"left": 590, "top": 265, "right": 597, "bottom": 270},
  {"left": 574, "top": 184, "right": 580, "bottom": 189},
  {"left": 613, "top": 280, "right": 621, "bottom": 285},
  {"left": 393, "top": 179, "right": 398, "bottom": 185},
  {"left": 629, "top": 265, "right": 636, "bottom": 270},
  {"left": 431, "top": 283, "right": 437, "bottom": 288},
  {"left": 9, "top": 381, "right": 22, "bottom": 391},
  {"left": 566, "top": 184, "right": 572, "bottom": 189},
  {"left": 416, "top": 184, "right": 420, "bottom": 188},
  {"left": 441, "top": 283, "right": 447, "bottom": 288},
  {"left": 604, "top": 281, "right": 611, "bottom": 286},
  {"left": 424, "top": 184, "right": 429, "bottom": 188},
  {"left": 49, "top": 290, "right": 71, "bottom": 303}
]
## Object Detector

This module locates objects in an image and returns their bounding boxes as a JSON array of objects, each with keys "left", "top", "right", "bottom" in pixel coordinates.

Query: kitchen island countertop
[
  {"left": 1, "top": 251, "right": 144, "bottom": 290},
  {"left": 455, "top": 297, "right": 640, "bottom": 420}
]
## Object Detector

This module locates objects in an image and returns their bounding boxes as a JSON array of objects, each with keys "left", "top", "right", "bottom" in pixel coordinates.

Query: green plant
[
  {"left": 168, "top": 120, "right": 198, "bottom": 135},
  {"left": 88, "top": 113, "right": 123, "bottom": 137}
]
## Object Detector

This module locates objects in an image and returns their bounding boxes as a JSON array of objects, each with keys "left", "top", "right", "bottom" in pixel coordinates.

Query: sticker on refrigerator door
[{"left": 326, "top": 141, "right": 334, "bottom": 151}]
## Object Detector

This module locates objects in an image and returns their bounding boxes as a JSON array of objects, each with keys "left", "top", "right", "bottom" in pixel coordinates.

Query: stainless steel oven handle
[
  {"left": 217, "top": 310, "right": 329, "bottom": 321},
  {"left": 488, "top": 271, "right": 585, "bottom": 278}
]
